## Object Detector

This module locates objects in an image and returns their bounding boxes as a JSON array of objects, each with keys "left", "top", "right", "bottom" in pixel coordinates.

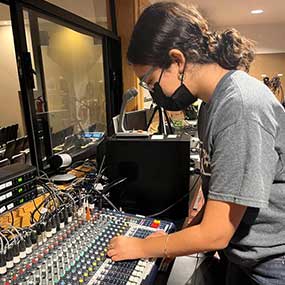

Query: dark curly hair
[{"left": 127, "top": 2, "right": 255, "bottom": 72}]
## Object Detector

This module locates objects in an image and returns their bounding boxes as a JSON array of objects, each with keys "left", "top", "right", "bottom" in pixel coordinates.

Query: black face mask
[{"left": 150, "top": 69, "right": 197, "bottom": 111}]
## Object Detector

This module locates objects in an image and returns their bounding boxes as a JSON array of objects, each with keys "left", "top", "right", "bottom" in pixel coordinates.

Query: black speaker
[{"left": 98, "top": 135, "right": 191, "bottom": 220}]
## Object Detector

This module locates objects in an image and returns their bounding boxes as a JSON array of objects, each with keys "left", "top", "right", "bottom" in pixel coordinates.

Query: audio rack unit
[
  {"left": 0, "top": 163, "right": 37, "bottom": 214},
  {"left": 0, "top": 187, "right": 38, "bottom": 215}
]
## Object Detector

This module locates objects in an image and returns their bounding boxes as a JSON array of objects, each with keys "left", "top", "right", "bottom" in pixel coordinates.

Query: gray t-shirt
[{"left": 200, "top": 70, "right": 285, "bottom": 267}]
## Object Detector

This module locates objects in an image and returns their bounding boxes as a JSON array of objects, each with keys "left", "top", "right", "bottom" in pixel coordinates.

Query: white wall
[{"left": 0, "top": 25, "right": 25, "bottom": 136}]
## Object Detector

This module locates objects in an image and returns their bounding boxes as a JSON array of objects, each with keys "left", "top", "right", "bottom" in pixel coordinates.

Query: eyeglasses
[{"left": 139, "top": 66, "right": 157, "bottom": 92}]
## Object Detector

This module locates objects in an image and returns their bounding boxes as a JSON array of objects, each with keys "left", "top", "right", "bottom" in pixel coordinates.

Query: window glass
[
  {"left": 0, "top": 4, "right": 31, "bottom": 167},
  {"left": 45, "top": 0, "right": 112, "bottom": 30}
]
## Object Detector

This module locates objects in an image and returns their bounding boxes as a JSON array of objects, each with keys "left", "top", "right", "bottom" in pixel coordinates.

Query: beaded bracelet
[{"left": 163, "top": 234, "right": 170, "bottom": 258}]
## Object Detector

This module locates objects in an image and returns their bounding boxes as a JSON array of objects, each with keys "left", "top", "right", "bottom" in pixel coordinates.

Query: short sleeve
[{"left": 208, "top": 120, "right": 278, "bottom": 208}]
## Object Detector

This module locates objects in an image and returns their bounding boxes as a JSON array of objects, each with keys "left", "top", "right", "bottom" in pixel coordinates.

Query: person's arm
[
  {"left": 186, "top": 203, "right": 205, "bottom": 227},
  {"left": 107, "top": 199, "right": 246, "bottom": 261}
]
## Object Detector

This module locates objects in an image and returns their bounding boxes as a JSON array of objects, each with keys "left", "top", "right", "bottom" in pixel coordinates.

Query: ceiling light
[
  {"left": 278, "top": 73, "right": 283, "bottom": 77},
  {"left": 251, "top": 9, "right": 264, "bottom": 15},
  {"left": 261, "top": 74, "right": 267, "bottom": 78}
]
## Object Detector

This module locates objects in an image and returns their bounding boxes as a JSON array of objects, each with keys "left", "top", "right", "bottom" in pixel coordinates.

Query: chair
[
  {"left": 22, "top": 136, "right": 29, "bottom": 150},
  {"left": 11, "top": 153, "right": 26, "bottom": 164},
  {"left": 64, "top": 135, "right": 76, "bottom": 151},
  {"left": 0, "top": 127, "right": 8, "bottom": 146},
  {"left": 14, "top": 137, "right": 26, "bottom": 154},
  {"left": 3, "top": 140, "right": 17, "bottom": 160},
  {"left": 52, "top": 131, "right": 65, "bottom": 147},
  {"left": 6, "top": 124, "right": 18, "bottom": 141},
  {"left": 0, "top": 158, "right": 10, "bottom": 168},
  {"left": 0, "top": 128, "right": 4, "bottom": 146},
  {"left": 12, "top": 124, "right": 18, "bottom": 140},
  {"left": 25, "top": 150, "right": 31, "bottom": 165},
  {"left": 5, "top": 125, "right": 13, "bottom": 141},
  {"left": 64, "top": 126, "right": 74, "bottom": 138}
]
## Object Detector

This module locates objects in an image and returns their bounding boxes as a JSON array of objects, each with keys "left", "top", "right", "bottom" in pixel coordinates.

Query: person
[{"left": 107, "top": 2, "right": 285, "bottom": 284}]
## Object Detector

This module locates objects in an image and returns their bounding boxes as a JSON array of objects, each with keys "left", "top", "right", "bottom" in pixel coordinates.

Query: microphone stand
[{"left": 146, "top": 104, "right": 174, "bottom": 135}]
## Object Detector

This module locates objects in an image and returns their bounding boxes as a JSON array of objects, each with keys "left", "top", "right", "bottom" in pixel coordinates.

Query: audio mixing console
[{"left": 0, "top": 208, "right": 175, "bottom": 285}]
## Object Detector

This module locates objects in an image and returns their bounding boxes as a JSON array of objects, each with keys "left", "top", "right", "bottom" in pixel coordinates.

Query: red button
[{"left": 150, "top": 223, "right": 159, "bottom": 228}]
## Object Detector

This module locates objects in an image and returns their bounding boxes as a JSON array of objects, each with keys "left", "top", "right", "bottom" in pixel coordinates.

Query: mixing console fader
[{"left": 0, "top": 208, "right": 175, "bottom": 285}]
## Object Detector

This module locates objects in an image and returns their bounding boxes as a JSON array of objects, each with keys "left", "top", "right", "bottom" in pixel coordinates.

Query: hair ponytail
[{"left": 208, "top": 29, "right": 255, "bottom": 72}]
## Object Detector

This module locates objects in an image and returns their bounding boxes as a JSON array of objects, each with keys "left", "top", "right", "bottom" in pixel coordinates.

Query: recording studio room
[{"left": 0, "top": 0, "right": 284, "bottom": 284}]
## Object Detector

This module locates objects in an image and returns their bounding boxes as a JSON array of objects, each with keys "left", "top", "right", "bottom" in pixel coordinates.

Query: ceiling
[
  {"left": 1, "top": 0, "right": 285, "bottom": 53},
  {"left": 150, "top": 0, "right": 285, "bottom": 53},
  {"left": 150, "top": 0, "right": 285, "bottom": 25}
]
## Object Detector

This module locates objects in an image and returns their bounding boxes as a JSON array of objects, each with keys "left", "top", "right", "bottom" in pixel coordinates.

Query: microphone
[
  {"left": 118, "top": 88, "right": 138, "bottom": 132},
  {"left": 49, "top": 153, "right": 77, "bottom": 184},
  {"left": 49, "top": 153, "right": 73, "bottom": 170}
]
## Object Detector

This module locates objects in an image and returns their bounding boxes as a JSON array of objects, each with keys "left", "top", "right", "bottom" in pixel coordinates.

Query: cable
[
  {"left": 0, "top": 232, "right": 9, "bottom": 247},
  {"left": 146, "top": 176, "right": 201, "bottom": 218},
  {"left": 32, "top": 199, "right": 42, "bottom": 222},
  {"left": 8, "top": 225, "right": 23, "bottom": 240},
  {"left": 102, "top": 177, "right": 128, "bottom": 195},
  {"left": 37, "top": 181, "right": 63, "bottom": 208},
  {"left": 92, "top": 186, "right": 119, "bottom": 211},
  {"left": 98, "top": 155, "right": 106, "bottom": 177},
  {"left": 10, "top": 211, "right": 14, "bottom": 226},
  {"left": 0, "top": 236, "right": 3, "bottom": 254}
]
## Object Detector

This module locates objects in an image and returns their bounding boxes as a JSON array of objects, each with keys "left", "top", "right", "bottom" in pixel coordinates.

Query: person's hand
[
  {"left": 107, "top": 236, "right": 145, "bottom": 261},
  {"left": 145, "top": 230, "right": 166, "bottom": 239}
]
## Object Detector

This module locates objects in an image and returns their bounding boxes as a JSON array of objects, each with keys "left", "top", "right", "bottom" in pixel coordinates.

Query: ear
[{"left": 168, "top": 49, "right": 186, "bottom": 74}]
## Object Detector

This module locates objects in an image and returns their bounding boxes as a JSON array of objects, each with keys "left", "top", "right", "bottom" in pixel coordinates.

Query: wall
[
  {"left": 250, "top": 53, "right": 285, "bottom": 102},
  {"left": 250, "top": 53, "right": 285, "bottom": 83},
  {"left": 116, "top": 0, "right": 151, "bottom": 111},
  {"left": 0, "top": 25, "right": 25, "bottom": 136}
]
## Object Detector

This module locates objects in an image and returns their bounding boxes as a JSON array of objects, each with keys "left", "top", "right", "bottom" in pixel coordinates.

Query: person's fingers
[
  {"left": 108, "top": 236, "right": 121, "bottom": 249},
  {"left": 107, "top": 249, "right": 117, "bottom": 257},
  {"left": 111, "top": 255, "right": 120, "bottom": 261},
  {"left": 145, "top": 230, "right": 166, "bottom": 239},
  {"left": 110, "top": 236, "right": 119, "bottom": 243},
  {"left": 111, "top": 254, "right": 125, "bottom": 262}
]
